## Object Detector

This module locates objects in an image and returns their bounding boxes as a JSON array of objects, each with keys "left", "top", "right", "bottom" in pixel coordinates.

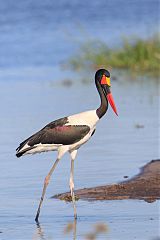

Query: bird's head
[{"left": 95, "top": 69, "right": 118, "bottom": 116}]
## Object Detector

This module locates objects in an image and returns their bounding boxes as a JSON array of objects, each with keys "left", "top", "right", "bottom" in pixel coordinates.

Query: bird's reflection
[
  {"left": 73, "top": 219, "right": 77, "bottom": 240},
  {"left": 63, "top": 218, "right": 77, "bottom": 240},
  {"left": 32, "top": 218, "right": 77, "bottom": 240},
  {"left": 32, "top": 221, "right": 47, "bottom": 240},
  {"left": 33, "top": 219, "right": 108, "bottom": 240}
]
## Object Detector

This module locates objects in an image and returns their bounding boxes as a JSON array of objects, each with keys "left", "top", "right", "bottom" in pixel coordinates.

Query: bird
[{"left": 16, "top": 68, "right": 118, "bottom": 222}]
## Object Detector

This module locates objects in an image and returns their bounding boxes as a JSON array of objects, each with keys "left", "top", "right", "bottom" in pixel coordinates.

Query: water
[
  {"left": 0, "top": 75, "right": 159, "bottom": 239},
  {"left": 0, "top": 0, "right": 159, "bottom": 239},
  {"left": 0, "top": 0, "right": 159, "bottom": 80}
]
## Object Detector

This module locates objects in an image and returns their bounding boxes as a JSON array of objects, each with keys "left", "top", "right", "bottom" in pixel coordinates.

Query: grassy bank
[{"left": 68, "top": 34, "right": 160, "bottom": 76}]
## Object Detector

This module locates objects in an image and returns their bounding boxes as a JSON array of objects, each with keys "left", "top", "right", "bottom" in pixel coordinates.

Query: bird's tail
[
  {"left": 16, "top": 145, "right": 36, "bottom": 158},
  {"left": 16, "top": 151, "right": 24, "bottom": 158},
  {"left": 16, "top": 135, "right": 36, "bottom": 158}
]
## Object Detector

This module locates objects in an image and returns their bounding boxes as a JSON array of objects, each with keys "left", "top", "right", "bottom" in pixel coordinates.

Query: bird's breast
[{"left": 66, "top": 110, "right": 99, "bottom": 128}]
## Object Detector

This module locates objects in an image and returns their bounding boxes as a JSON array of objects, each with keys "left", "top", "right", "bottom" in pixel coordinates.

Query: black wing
[
  {"left": 16, "top": 117, "right": 90, "bottom": 155},
  {"left": 16, "top": 117, "right": 69, "bottom": 151}
]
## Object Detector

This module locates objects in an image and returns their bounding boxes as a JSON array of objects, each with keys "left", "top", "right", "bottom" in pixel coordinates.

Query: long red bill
[{"left": 107, "top": 93, "right": 118, "bottom": 116}]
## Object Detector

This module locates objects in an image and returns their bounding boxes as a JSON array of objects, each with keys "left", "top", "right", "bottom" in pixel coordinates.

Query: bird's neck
[{"left": 96, "top": 81, "right": 108, "bottom": 119}]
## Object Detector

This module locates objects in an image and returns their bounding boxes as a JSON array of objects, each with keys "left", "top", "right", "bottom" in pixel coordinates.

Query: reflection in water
[
  {"left": 32, "top": 222, "right": 47, "bottom": 240},
  {"left": 64, "top": 221, "right": 108, "bottom": 240},
  {"left": 83, "top": 223, "right": 108, "bottom": 240},
  {"left": 32, "top": 220, "right": 108, "bottom": 240},
  {"left": 32, "top": 219, "right": 77, "bottom": 240},
  {"left": 64, "top": 219, "right": 77, "bottom": 240}
]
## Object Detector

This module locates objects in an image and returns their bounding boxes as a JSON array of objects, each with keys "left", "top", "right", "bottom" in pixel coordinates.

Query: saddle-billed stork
[{"left": 16, "top": 69, "right": 118, "bottom": 222}]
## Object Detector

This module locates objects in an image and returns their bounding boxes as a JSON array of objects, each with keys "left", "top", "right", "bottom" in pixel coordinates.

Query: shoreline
[{"left": 52, "top": 159, "right": 160, "bottom": 202}]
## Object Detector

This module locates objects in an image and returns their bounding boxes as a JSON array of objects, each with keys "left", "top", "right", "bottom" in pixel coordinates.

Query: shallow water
[
  {"left": 0, "top": 74, "right": 159, "bottom": 240},
  {"left": 0, "top": 0, "right": 160, "bottom": 239}
]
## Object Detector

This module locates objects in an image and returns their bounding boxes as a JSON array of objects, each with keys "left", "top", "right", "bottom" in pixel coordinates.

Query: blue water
[
  {"left": 0, "top": 75, "right": 159, "bottom": 239},
  {"left": 0, "top": 0, "right": 159, "bottom": 239}
]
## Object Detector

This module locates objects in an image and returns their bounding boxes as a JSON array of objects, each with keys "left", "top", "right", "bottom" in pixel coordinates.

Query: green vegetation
[{"left": 68, "top": 34, "right": 160, "bottom": 76}]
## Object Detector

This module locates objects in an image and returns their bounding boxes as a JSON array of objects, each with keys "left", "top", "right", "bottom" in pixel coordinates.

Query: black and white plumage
[
  {"left": 16, "top": 113, "right": 97, "bottom": 158},
  {"left": 16, "top": 69, "right": 118, "bottom": 222}
]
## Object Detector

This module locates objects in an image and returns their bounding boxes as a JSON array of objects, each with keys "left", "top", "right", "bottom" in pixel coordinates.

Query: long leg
[
  {"left": 35, "top": 146, "right": 68, "bottom": 222},
  {"left": 69, "top": 150, "right": 78, "bottom": 219},
  {"left": 35, "top": 157, "right": 60, "bottom": 222}
]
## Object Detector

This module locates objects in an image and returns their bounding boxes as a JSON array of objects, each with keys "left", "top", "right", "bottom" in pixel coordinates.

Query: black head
[
  {"left": 95, "top": 68, "right": 118, "bottom": 116},
  {"left": 95, "top": 69, "right": 110, "bottom": 83}
]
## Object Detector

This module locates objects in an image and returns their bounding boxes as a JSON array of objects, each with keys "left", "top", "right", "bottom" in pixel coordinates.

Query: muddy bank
[{"left": 52, "top": 160, "right": 160, "bottom": 202}]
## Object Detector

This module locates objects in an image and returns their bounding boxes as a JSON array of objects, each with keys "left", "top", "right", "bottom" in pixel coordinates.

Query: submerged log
[{"left": 52, "top": 160, "right": 160, "bottom": 202}]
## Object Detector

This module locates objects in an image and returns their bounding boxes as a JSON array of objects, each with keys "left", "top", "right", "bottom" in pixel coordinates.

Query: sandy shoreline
[{"left": 52, "top": 159, "right": 160, "bottom": 202}]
